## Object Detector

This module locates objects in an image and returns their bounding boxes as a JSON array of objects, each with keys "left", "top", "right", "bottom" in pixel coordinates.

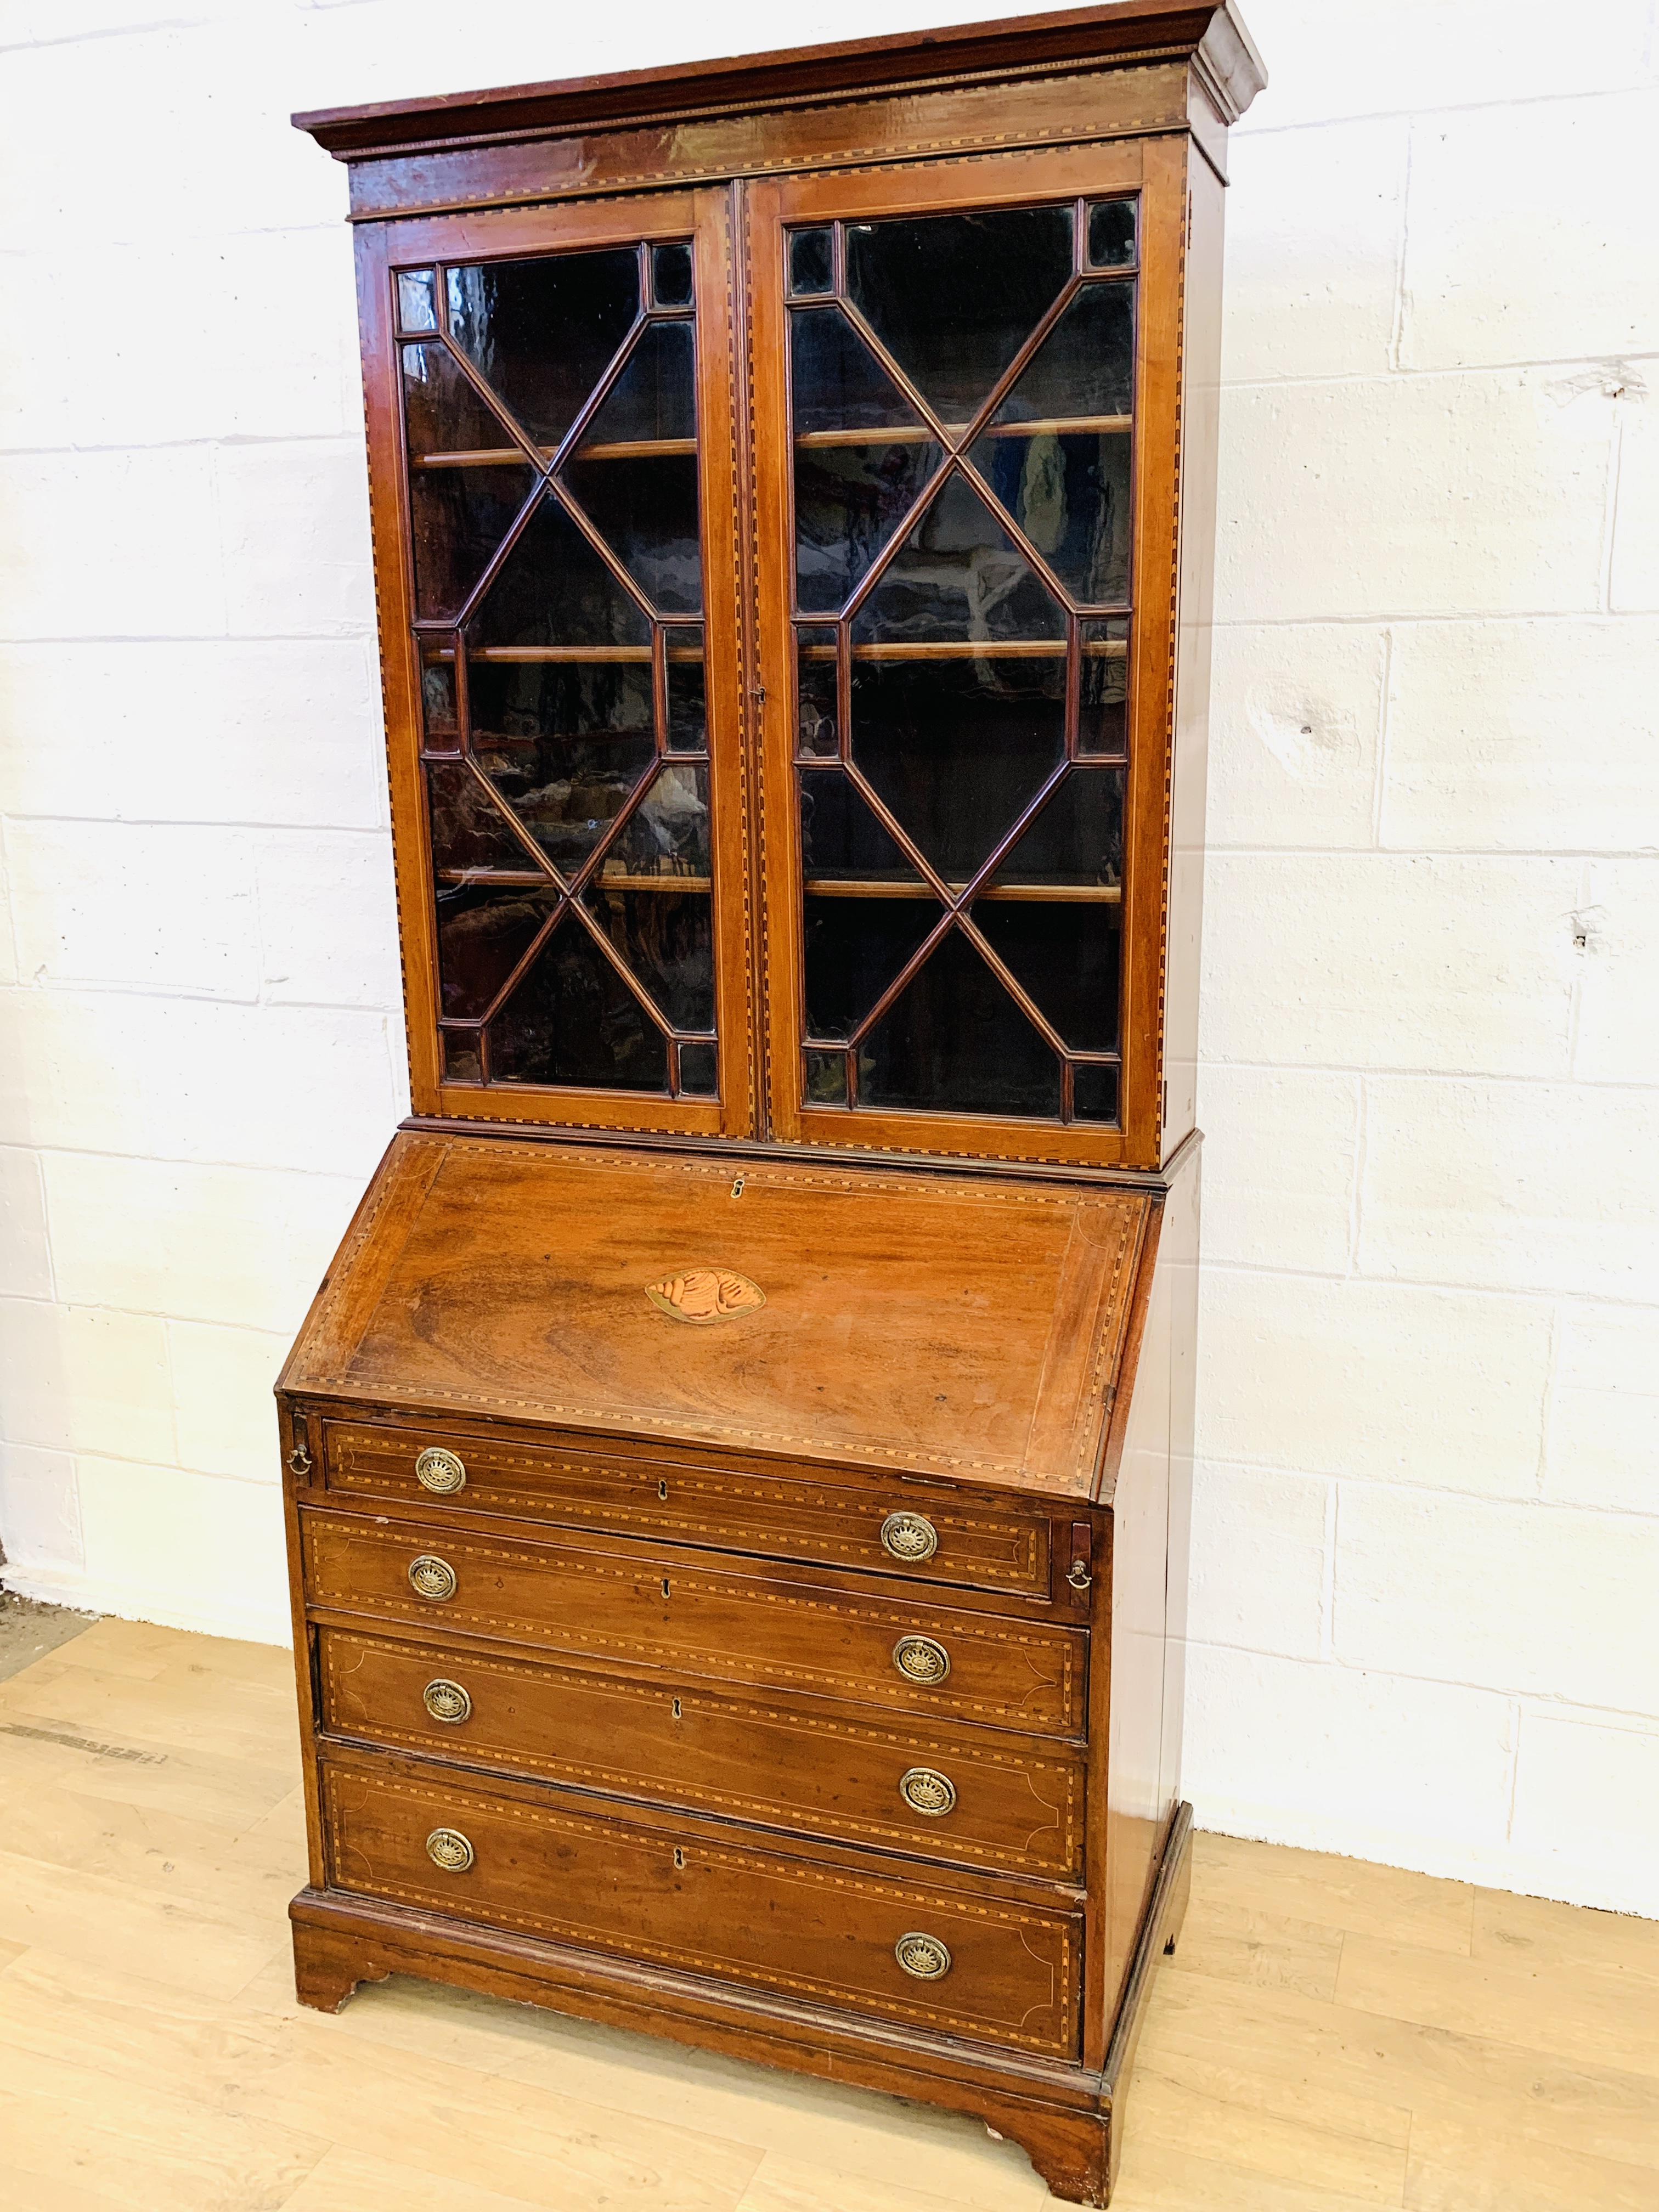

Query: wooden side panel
[
  {"left": 1157, "top": 1133, "right": 1201, "bottom": 1820},
  {"left": 1161, "top": 142, "right": 1224, "bottom": 1164}
]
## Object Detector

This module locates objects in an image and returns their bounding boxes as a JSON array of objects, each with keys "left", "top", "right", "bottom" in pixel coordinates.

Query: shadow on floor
[{"left": 0, "top": 1586, "right": 99, "bottom": 1681}]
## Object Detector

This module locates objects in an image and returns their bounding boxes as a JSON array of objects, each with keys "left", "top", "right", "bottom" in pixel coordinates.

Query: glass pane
[
  {"left": 652, "top": 241, "right": 694, "bottom": 308},
  {"left": 680, "top": 1040, "right": 717, "bottom": 1094},
  {"left": 972, "top": 902, "right": 1120, "bottom": 1053},
  {"left": 795, "top": 440, "right": 941, "bottom": 616},
  {"left": 1079, "top": 622, "right": 1128, "bottom": 754},
  {"left": 577, "top": 321, "right": 696, "bottom": 447},
  {"left": 851, "top": 472, "right": 1065, "bottom": 645},
  {"left": 397, "top": 270, "right": 438, "bottom": 333},
  {"left": 972, "top": 427, "right": 1131, "bottom": 605},
  {"left": 666, "top": 630, "right": 707, "bottom": 753},
  {"left": 408, "top": 462, "right": 535, "bottom": 623},
  {"left": 851, "top": 654, "right": 1065, "bottom": 879},
  {"left": 988, "top": 765, "right": 1125, "bottom": 889},
  {"left": 1087, "top": 201, "right": 1137, "bottom": 268},
  {"left": 804, "top": 895, "right": 943, "bottom": 1042},
  {"left": 420, "top": 657, "right": 459, "bottom": 748},
  {"left": 987, "top": 283, "right": 1134, "bottom": 426},
  {"left": 471, "top": 489, "right": 650, "bottom": 649},
  {"left": 426, "top": 761, "right": 534, "bottom": 874},
  {"left": 470, "top": 672, "right": 656, "bottom": 876},
  {"left": 844, "top": 206, "right": 1073, "bottom": 424},
  {"left": 798, "top": 765, "right": 921, "bottom": 885},
  {"left": 788, "top": 228, "right": 834, "bottom": 297},
  {"left": 584, "top": 884, "right": 714, "bottom": 1031},
  {"left": 858, "top": 928, "right": 1061, "bottom": 1117},
  {"left": 489, "top": 912, "right": 668, "bottom": 1091},
  {"left": 441, "top": 1031, "right": 483, "bottom": 1081},
  {"left": 435, "top": 884, "right": 557, "bottom": 1019},
  {"left": 599, "top": 761, "right": 711, "bottom": 882},
  {"left": 1073, "top": 1062, "right": 1119, "bottom": 1121},
  {"left": 804, "top": 1048, "right": 847, "bottom": 1103},
  {"left": 402, "top": 342, "right": 514, "bottom": 458},
  {"left": 791, "top": 307, "right": 918, "bottom": 436},
  {"left": 797, "top": 629, "right": 838, "bottom": 759},
  {"left": 447, "top": 250, "right": 640, "bottom": 450}
]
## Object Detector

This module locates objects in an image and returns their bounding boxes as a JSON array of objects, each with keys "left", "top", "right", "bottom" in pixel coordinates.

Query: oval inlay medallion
[{"left": 646, "top": 1268, "right": 766, "bottom": 1325}]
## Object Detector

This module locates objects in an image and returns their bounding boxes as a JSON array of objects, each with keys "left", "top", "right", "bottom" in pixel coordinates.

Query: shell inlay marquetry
[{"left": 646, "top": 1268, "right": 766, "bottom": 1325}]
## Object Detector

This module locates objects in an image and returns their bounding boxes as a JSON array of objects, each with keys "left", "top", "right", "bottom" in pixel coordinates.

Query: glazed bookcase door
[
  {"left": 751, "top": 143, "right": 1182, "bottom": 1169},
  {"left": 359, "top": 189, "right": 753, "bottom": 1133}
]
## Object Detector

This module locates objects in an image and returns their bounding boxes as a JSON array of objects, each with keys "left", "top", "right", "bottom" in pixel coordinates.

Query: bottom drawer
[{"left": 321, "top": 1760, "right": 1081, "bottom": 2058}]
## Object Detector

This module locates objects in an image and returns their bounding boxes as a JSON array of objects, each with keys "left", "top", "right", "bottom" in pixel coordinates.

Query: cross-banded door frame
[{"left": 749, "top": 138, "right": 1186, "bottom": 1171}]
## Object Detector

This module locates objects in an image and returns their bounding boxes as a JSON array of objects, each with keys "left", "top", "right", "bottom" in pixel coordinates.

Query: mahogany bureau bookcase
[{"left": 279, "top": 7, "right": 1264, "bottom": 2201}]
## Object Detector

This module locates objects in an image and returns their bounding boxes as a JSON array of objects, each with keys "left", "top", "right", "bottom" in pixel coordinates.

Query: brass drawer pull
[
  {"left": 408, "top": 1554, "right": 457, "bottom": 1602},
  {"left": 891, "top": 1634, "right": 950, "bottom": 1687},
  {"left": 899, "top": 1766, "right": 956, "bottom": 1817},
  {"left": 415, "top": 1446, "right": 466, "bottom": 1495},
  {"left": 422, "top": 1678, "right": 471, "bottom": 1724},
  {"left": 879, "top": 1510, "right": 938, "bottom": 1562},
  {"left": 894, "top": 1932, "right": 951, "bottom": 1980},
  {"left": 425, "top": 1826, "right": 473, "bottom": 1872}
]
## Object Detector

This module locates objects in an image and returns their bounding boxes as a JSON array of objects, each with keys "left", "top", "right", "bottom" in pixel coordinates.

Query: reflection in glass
[
  {"left": 853, "top": 472, "right": 1065, "bottom": 645},
  {"left": 973, "top": 901, "right": 1120, "bottom": 1053},
  {"left": 601, "top": 761, "right": 710, "bottom": 879},
  {"left": 489, "top": 913, "right": 668, "bottom": 1091},
  {"left": 679, "top": 1039, "right": 718, "bottom": 1095},
  {"left": 447, "top": 250, "right": 640, "bottom": 449},
  {"left": 797, "top": 628, "right": 838, "bottom": 759},
  {"left": 799, "top": 766, "right": 919, "bottom": 884},
  {"left": 851, "top": 654, "right": 1064, "bottom": 878},
  {"left": 471, "top": 490, "right": 650, "bottom": 648},
  {"left": 426, "top": 761, "right": 535, "bottom": 874},
  {"left": 804, "top": 895, "right": 942, "bottom": 1041},
  {"left": 435, "top": 884, "right": 556, "bottom": 1018},
  {"left": 562, "top": 454, "right": 701, "bottom": 614},
  {"left": 652, "top": 241, "right": 694, "bottom": 308},
  {"left": 988, "top": 765, "right": 1124, "bottom": 888},
  {"left": 441, "top": 1032, "right": 483, "bottom": 1081},
  {"left": 408, "top": 464, "right": 534, "bottom": 622},
  {"left": 475, "top": 708, "right": 654, "bottom": 876},
  {"left": 795, "top": 440, "right": 940, "bottom": 614},
  {"left": 804, "top": 1048, "right": 848, "bottom": 1103},
  {"left": 972, "top": 428, "right": 1131, "bottom": 605},
  {"left": 859, "top": 929, "right": 1061, "bottom": 1116},
  {"left": 1073, "top": 1062, "right": 1119, "bottom": 1121},
  {"left": 845, "top": 206, "right": 1073, "bottom": 422},
  {"left": 791, "top": 308, "right": 919, "bottom": 436},
  {"left": 666, "top": 629, "right": 707, "bottom": 752},
  {"left": 1087, "top": 201, "right": 1137, "bottom": 268},
  {"left": 402, "top": 343, "right": 513, "bottom": 457},
  {"left": 988, "top": 283, "right": 1133, "bottom": 425},
  {"left": 397, "top": 270, "right": 438, "bottom": 333},
  {"left": 1079, "top": 622, "right": 1129, "bottom": 754},
  {"left": 788, "top": 228, "right": 834, "bottom": 297},
  {"left": 585, "top": 885, "right": 714, "bottom": 1031},
  {"left": 421, "top": 658, "right": 459, "bottom": 746}
]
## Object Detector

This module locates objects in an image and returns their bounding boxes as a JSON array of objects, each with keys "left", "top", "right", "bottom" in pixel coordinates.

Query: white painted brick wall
[{"left": 0, "top": 0, "right": 1654, "bottom": 1914}]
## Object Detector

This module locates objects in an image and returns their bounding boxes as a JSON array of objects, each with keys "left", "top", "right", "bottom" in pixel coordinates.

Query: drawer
[
  {"left": 321, "top": 1420, "right": 1051, "bottom": 1597},
  {"left": 320, "top": 1759, "right": 1081, "bottom": 2057},
  {"left": 302, "top": 1512, "right": 1086, "bottom": 1737},
  {"left": 316, "top": 1625, "right": 1085, "bottom": 1878}
]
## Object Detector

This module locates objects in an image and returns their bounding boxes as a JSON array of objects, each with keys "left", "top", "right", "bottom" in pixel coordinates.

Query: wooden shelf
[
  {"left": 803, "top": 878, "right": 1121, "bottom": 902},
  {"left": 413, "top": 437, "right": 697, "bottom": 468},
  {"left": 798, "top": 640, "right": 1126, "bottom": 661},
  {"left": 793, "top": 415, "right": 1130, "bottom": 450}
]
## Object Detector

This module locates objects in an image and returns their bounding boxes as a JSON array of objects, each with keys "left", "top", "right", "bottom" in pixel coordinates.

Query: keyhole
[
  {"left": 674, "top": 1847, "right": 685, "bottom": 1870},
  {"left": 658, "top": 1480, "right": 668, "bottom": 1501},
  {"left": 662, "top": 1577, "right": 670, "bottom": 1599},
  {"left": 672, "top": 1697, "right": 682, "bottom": 1720},
  {"left": 731, "top": 1176, "right": 745, "bottom": 1198}
]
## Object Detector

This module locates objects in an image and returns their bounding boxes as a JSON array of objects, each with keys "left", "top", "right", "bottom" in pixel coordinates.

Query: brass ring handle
[
  {"left": 408, "top": 1554, "right": 457, "bottom": 1602},
  {"left": 879, "top": 1511, "right": 938, "bottom": 1562},
  {"left": 894, "top": 1931, "right": 952, "bottom": 1980},
  {"left": 899, "top": 1766, "right": 956, "bottom": 1817},
  {"left": 425, "top": 1826, "right": 473, "bottom": 1872},
  {"left": 415, "top": 1446, "right": 466, "bottom": 1495},
  {"left": 891, "top": 1634, "right": 950, "bottom": 1687},
  {"left": 422, "top": 1678, "right": 471, "bottom": 1724}
]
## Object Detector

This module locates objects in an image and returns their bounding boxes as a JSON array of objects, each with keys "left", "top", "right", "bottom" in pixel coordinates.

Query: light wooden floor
[{"left": 2, "top": 1617, "right": 1656, "bottom": 2211}]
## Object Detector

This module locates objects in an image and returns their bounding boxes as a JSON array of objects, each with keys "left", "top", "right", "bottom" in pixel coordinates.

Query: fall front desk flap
[{"left": 283, "top": 1133, "right": 1155, "bottom": 1495}]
